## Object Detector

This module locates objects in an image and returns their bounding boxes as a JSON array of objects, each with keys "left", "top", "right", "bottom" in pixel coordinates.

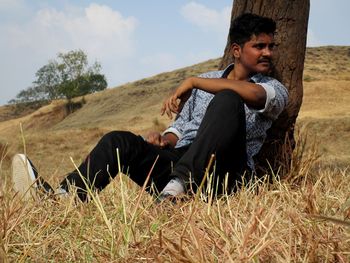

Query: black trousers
[{"left": 60, "top": 90, "right": 247, "bottom": 201}]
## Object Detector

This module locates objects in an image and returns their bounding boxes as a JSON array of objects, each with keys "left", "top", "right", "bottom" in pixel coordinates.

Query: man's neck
[{"left": 226, "top": 63, "right": 252, "bottom": 81}]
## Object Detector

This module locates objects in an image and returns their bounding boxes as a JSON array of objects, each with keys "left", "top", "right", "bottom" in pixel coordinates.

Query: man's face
[{"left": 234, "top": 33, "right": 275, "bottom": 75}]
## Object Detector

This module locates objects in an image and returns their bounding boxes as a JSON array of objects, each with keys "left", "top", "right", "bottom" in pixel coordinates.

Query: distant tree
[
  {"left": 8, "top": 86, "right": 46, "bottom": 104},
  {"left": 33, "top": 60, "right": 61, "bottom": 100},
  {"left": 10, "top": 50, "right": 107, "bottom": 103}
]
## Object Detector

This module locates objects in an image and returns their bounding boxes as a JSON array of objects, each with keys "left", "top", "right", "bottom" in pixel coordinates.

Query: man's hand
[
  {"left": 145, "top": 131, "right": 179, "bottom": 148},
  {"left": 146, "top": 131, "right": 170, "bottom": 148},
  {"left": 161, "top": 77, "right": 194, "bottom": 119}
]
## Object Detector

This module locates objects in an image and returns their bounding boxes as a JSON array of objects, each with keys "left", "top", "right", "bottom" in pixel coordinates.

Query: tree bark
[{"left": 219, "top": 0, "right": 310, "bottom": 175}]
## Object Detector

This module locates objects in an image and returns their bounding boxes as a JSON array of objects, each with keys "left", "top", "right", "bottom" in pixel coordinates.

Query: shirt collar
[
  {"left": 220, "top": 63, "right": 257, "bottom": 83},
  {"left": 221, "top": 63, "right": 235, "bottom": 79}
]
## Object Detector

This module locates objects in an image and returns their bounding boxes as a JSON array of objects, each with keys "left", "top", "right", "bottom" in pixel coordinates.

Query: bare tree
[{"left": 220, "top": 0, "right": 310, "bottom": 174}]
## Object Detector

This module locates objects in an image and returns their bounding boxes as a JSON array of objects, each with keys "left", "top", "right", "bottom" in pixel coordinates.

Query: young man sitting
[{"left": 11, "top": 13, "right": 288, "bottom": 202}]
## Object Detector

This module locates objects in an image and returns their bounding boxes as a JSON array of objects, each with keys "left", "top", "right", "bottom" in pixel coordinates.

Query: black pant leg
[
  {"left": 172, "top": 89, "right": 247, "bottom": 193},
  {"left": 60, "top": 131, "right": 184, "bottom": 201}
]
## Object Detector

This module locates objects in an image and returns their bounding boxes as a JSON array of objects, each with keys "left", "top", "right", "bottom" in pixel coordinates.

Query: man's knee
[
  {"left": 211, "top": 90, "right": 244, "bottom": 112},
  {"left": 215, "top": 89, "right": 242, "bottom": 102},
  {"left": 100, "top": 131, "right": 138, "bottom": 146}
]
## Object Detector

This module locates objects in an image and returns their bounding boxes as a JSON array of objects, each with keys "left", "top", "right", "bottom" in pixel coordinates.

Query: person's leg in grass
[
  {"left": 12, "top": 131, "right": 186, "bottom": 201},
  {"left": 167, "top": 89, "right": 248, "bottom": 196},
  {"left": 58, "top": 131, "right": 186, "bottom": 201}
]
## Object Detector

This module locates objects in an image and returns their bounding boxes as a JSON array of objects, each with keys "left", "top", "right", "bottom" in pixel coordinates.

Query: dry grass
[
  {"left": 0, "top": 46, "right": 349, "bottom": 261},
  {"left": 0, "top": 143, "right": 349, "bottom": 262}
]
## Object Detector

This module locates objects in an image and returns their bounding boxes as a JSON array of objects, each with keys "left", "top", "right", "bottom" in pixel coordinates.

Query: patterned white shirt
[{"left": 164, "top": 64, "right": 288, "bottom": 170}]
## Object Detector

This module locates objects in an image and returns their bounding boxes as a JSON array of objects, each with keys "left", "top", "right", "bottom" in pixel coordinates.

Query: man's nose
[{"left": 262, "top": 47, "right": 272, "bottom": 57}]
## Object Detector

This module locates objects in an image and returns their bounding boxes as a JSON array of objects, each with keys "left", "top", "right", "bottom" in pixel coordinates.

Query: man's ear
[{"left": 231, "top": 43, "right": 241, "bottom": 59}]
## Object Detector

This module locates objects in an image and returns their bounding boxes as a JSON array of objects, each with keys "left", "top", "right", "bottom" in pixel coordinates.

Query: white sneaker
[
  {"left": 156, "top": 177, "right": 185, "bottom": 203},
  {"left": 11, "top": 154, "right": 52, "bottom": 200}
]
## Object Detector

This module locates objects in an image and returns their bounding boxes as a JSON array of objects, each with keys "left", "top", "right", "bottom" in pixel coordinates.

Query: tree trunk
[{"left": 219, "top": 0, "right": 310, "bottom": 175}]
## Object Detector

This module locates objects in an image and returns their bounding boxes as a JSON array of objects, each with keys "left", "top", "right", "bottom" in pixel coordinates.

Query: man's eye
[{"left": 269, "top": 44, "right": 275, "bottom": 50}]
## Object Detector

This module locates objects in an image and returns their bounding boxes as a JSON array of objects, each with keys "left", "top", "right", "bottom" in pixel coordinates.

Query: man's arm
[
  {"left": 190, "top": 77, "right": 266, "bottom": 107},
  {"left": 161, "top": 77, "right": 266, "bottom": 118}
]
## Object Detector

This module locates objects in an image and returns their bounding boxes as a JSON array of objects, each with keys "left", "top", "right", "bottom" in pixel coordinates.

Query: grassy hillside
[
  {"left": 299, "top": 46, "right": 350, "bottom": 166},
  {"left": 0, "top": 46, "right": 349, "bottom": 262}
]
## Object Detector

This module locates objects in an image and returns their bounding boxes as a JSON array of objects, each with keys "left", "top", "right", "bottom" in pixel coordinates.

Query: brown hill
[{"left": 0, "top": 46, "right": 349, "bottom": 181}]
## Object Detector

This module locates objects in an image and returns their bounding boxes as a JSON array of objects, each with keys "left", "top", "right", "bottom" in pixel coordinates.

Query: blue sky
[{"left": 0, "top": 0, "right": 349, "bottom": 105}]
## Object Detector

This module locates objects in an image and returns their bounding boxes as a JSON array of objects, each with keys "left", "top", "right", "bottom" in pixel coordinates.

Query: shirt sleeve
[
  {"left": 162, "top": 70, "right": 222, "bottom": 140},
  {"left": 254, "top": 76, "right": 289, "bottom": 120},
  {"left": 162, "top": 90, "right": 193, "bottom": 139}
]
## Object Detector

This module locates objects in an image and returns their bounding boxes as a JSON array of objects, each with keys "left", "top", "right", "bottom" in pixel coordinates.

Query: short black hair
[{"left": 229, "top": 13, "right": 276, "bottom": 46}]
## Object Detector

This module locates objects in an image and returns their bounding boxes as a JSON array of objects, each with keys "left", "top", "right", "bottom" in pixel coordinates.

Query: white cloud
[
  {"left": 180, "top": 2, "right": 231, "bottom": 33},
  {"left": 4, "top": 4, "right": 138, "bottom": 58}
]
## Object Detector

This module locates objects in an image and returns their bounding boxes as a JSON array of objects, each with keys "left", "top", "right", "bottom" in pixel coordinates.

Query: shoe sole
[{"left": 12, "top": 154, "right": 38, "bottom": 201}]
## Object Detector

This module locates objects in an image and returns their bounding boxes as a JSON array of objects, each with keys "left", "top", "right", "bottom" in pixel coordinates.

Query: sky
[{"left": 0, "top": 0, "right": 349, "bottom": 106}]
